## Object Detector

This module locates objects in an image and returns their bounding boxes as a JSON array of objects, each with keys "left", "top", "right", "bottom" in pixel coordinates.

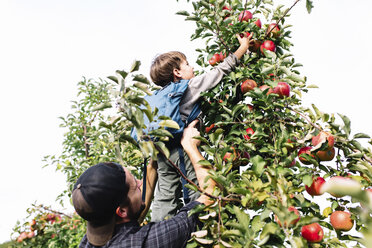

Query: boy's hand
[
  {"left": 234, "top": 32, "right": 253, "bottom": 60},
  {"left": 236, "top": 32, "right": 252, "bottom": 50}
]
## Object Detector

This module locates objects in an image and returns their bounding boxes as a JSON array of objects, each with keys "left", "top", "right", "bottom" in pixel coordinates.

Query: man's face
[{"left": 123, "top": 168, "right": 146, "bottom": 220}]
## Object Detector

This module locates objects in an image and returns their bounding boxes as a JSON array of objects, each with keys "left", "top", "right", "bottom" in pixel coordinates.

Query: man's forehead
[{"left": 123, "top": 167, "right": 135, "bottom": 183}]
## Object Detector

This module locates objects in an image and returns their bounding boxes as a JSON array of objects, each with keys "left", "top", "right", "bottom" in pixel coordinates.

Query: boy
[{"left": 150, "top": 34, "right": 252, "bottom": 221}]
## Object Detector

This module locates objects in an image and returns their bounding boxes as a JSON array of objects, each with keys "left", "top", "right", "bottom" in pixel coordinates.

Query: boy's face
[{"left": 175, "top": 60, "right": 194, "bottom": 81}]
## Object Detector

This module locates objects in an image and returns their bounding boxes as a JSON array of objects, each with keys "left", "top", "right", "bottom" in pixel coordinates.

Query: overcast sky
[{"left": 0, "top": 0, "right": 371, "bottom": 243}]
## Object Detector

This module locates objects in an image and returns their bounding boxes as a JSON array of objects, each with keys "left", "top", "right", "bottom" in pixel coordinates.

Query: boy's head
[{"left": 150, "top": 51, "right": 194, "bottom": 87}]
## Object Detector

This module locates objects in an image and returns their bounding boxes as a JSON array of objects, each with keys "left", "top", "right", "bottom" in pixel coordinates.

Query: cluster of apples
[
  {"left": 240, "top": 78, "right": 291, "bottom": 98},
  {"left": 16, "top": 213, "right": 62, "bottom": 243},
  {"left": 208, "top": 52, "right": 226, "bottom": 66},
  {"left": 208, "top": 7, "right": 281, "bottom": 66}
]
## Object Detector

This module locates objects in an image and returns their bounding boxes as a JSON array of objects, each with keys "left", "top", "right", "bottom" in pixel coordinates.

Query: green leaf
[
  {"left": 130, "top": 60, "right": 141, "bottom": 72},
  {"left": 323, "top": 207, "right": 332, "bottom": 217},
  {"left": 338, "top": 113, "right": 351, "bottom": 137},
  {"left": 233, "top": 205, "right": 250, "bottom": 230},
  {"left": 91, "top": 102, "right": 112, "bottom": 111},
  {"left": 260, "top": 222, "right": 278, "bottom": 240},
  {"left": 307, "top": 84, "right": 318, "bottom": 88},
  {"left": 116, "top": 70, "right": 128, "bottom": 80},
  {"left": 107, "top": 76, "right": 118, "bottom": 84},
  {"left": 303, "top": 174, "right": 313, "bottom": 187},
  {"left": 119, "top": 134, "right": 138, "bottom": 147},
  {"left": 155, "top": 141, "right": 169, "bottom": 158},
  {"left": 176, "top": 10, "right": 190, "bottom": 16},
  {"left": 198, "top": 159, "right": 212, "bottom": 166},
  {"left": 159, "top": 120, "right": 180, "bottom": 129},
  {"left": 306, "top": 0, "right": 314, "bottom": 13},
  {"left": 353, "top": 133, "right": 370, "bottom": 139},
  {"left": 133, "top": 74, "right": 150, "bottom": 85},
  {"left": 250, "top": 155, "right": 266, "bottom": 176}
]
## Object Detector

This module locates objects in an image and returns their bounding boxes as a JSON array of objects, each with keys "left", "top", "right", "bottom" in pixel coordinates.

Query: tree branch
[{"left": 265, "top": 0, "right": 302, "bottom": 38}]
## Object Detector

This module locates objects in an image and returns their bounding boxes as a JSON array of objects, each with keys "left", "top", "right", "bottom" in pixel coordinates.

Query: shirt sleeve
[
  {"left": 179, "top": 54, "right": 239, "bottom": 120},
  {"left": 144, "top": 201, "right": 202, "bottom": 248}
]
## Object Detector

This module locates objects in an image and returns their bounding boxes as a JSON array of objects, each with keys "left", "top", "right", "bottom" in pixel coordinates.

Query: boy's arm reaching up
[
  {"left": 181, "top": 120, "right": 215, "bottom": 205},
  {"left": 233, "top": 33, "right": 252, "bottom": 60},
  {"left": 179, "top": 34, "right": 252, "bottom": 120}
]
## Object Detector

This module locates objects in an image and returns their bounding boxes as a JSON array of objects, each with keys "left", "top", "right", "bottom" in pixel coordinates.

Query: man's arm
[
  {"left": 181, "top": 120, "right": 215, "bottom": 205},
  {"left": 138, "top": 159, "right": 158, "bottom": 223}
]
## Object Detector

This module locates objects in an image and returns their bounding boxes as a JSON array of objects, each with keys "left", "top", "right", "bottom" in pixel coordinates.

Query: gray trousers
[{"left": 151, "top": 147, "right": 200, "bottom": 222}]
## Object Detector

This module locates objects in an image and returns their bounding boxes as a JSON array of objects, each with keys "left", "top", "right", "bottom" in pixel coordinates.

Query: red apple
[
  {"left": 241, "top": 79, "right": 257, "bottom": 94},
  {"left": 222, "top": 5, "right": 232, "bottom": 11},
  {"left": 238, "top": 10, "right": 252, "bottom": 22},
  {"left": 244, "top": 127, "right": 255, "bottom": 140},
  {"left": 275, "top": 206, "right": 300, "bottom": 227},
  {"left": 260, "top": 40, "right": 276, "bottom": 54},
  {"left": 259, "top": 85, "right": 274, "bottom": 95},
  {"left": 330, "top": 211, "right": 353, "bottom": 231},
  {"left": 305, "top": 176, "right": 326, "bottom": 196},
  {"left": 273, "top": 82, "right": 290, "bottom": 98},
  {"left": 301, "top": 223, "right": 324, "bottom": 243},
  {"left": 316, "top": 147, "right": 335, "bottom": 161},
  {"left": 209, "top": 53, "right": 221, "bottom": 66},
  {"left": 298, "top": 146, "right": 315, "bottom": 165},
  {"left": 312, "top": 131, "right": 335, "bottom": 150},
  {"left": 266, "top": 23, "right": 281, "bottom": 38},
  {"left": 254, "top": 18, "right": 262, "bottom": 28}
]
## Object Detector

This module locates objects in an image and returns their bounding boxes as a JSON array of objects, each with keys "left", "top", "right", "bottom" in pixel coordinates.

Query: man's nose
[{"left": 137, "top": 179, "right": 143, "bottom": 189}]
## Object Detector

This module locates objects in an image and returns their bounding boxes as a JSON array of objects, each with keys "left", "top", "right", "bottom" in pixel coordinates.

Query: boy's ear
[{"left": 173, "top": 68, "right": 182, "bottom": 80}]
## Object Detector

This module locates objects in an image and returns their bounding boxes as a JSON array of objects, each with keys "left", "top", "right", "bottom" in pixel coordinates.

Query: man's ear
[{"left": 116, "top": 206, "right": 128, "bottom": 219}]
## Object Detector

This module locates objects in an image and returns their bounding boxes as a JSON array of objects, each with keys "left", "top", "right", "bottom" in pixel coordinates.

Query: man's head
[
  {"left": 72, "top": 162, "right": 145, "bottom": 246},
  {"left": 150, "top": 51, "right": 194, "bottom": 86}
]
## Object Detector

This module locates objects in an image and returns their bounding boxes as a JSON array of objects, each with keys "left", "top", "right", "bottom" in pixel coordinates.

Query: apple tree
[
  {"left": 10, "top": 0, "right": 372, "bottom": 247},
  {"left": 170, "top": 0, "right": 372, "bottom": 247}
]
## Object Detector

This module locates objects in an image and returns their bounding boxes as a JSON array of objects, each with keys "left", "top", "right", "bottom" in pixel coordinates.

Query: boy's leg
[
  {"left": 151, "top": 148, "right": 183, "bottom": 222},
  {"left": 183, "top": 150, "right": 200, "bottom": 202}
]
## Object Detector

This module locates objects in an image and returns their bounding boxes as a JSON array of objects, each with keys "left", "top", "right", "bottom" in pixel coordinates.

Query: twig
[
  {"left": 239, "top": 0, "right": 249, "bottom": 23},
  {"left": 265, "top": 0, "right": 302, "bottom": 38},
  {"left": 40, "top": 205, "right": 72, "bottom": 219},
  {"left": 289, "top": 107, "right": 322, "bottom": 130}
]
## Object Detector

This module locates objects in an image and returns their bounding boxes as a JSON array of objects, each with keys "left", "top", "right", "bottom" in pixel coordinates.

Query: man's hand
[{"left": 181, "top": 120, "right": 201, "bottom": 151}]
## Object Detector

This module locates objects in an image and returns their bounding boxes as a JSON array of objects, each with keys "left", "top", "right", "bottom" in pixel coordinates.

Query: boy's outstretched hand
[{"left": 234, "top": 32, "right": 253, "bottom": 60}]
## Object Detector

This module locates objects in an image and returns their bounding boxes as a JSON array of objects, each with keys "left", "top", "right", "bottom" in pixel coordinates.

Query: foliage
[{"left": 11, "top": 0, "right": 372, "bottom": 247}]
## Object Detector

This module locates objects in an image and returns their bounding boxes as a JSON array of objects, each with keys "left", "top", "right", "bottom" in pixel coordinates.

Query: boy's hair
[{"left": 150, "top": 51, "right": 187, "bottom": 87}]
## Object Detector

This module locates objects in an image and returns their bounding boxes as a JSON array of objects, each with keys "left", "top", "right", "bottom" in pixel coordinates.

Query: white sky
[{"left": 0, "top": 0, "right": 371, "bottom": 243}]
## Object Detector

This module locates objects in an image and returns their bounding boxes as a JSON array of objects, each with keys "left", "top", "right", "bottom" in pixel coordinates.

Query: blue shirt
[{"left": 79, "top": 201, "right": 201, "bottom": 248}]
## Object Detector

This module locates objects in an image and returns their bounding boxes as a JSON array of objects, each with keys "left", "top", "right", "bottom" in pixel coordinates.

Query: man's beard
[{"left": 128, "top": 202, "right": 146, "bottom": 220}]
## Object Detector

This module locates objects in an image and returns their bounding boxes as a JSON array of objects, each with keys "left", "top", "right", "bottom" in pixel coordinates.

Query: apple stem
[{"left": 264, "top": 0, "right": 302, "bottom": 39}]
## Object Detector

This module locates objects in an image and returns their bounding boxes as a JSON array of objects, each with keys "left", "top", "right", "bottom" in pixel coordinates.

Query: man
[{"left": 72, "top": 120, "right": 214, "bottom": 247}]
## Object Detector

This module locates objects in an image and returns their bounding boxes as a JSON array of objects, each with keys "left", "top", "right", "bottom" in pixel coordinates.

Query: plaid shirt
[{"left": 79, "top": 201, "right": 201, "bottom": 248}]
